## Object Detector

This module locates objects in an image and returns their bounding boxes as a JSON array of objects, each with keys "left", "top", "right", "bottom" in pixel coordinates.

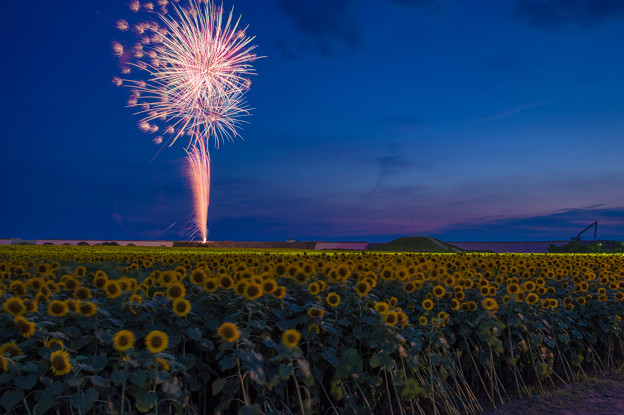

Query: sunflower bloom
[
  {"left": 273, "top": 286, "right": 286, "bottom": 299},
  {"left": 432, "top": 285, "right": 446, "bottom": 298},
  {"left": 244, "top": 282, "right": 263, "bottom": 300},
  {"left": 307, "top": 307, "right": 325, "bottom": 318},
  {"left": 282, "top": 329, "right": 301, "bottom": 349},
  {"left": 172, "top": 298, "right": 191, "bottom": 317},
  {"left": 3, "top": 297, "right": 26, "bottom": 317},
  {"left": 0, "top": 342, "right": 23, "bottom": 357},
  {"left": 526, "top": 293, "right": 539, "bottom": 305},
  {"left": 354, "top": 280, "right": 371, "bottom": 297},
  {"left": 482, "top": 297, "right": 498, "bottom": 311},
  {"left": 50, "top": 350, "right": 72, "bottom": 376},
  {"left": 45, "top": 338, "right": 64, "bottom": 350},
  {"left": 166, "top": 283, "right": 186, "bottom": 300},
  {"left": 48, "top": 300, "right": 69, "bottom": 317},
  {"left": 204, "top": 278, "right": 218, "bottom": 292},
  {"left": 145, "top": 330, "right": 169, "bottom": 353},
  {"left": 422, "top": 299, "right": 434, "bottom": 311},
  {"left": 308, "top": 282, "right": 321, "bottom": 295},
  {"left": 104, "top": 281, "right": 122, "bottom": 299},
  {"left": 159, "top": 270, "right": 178, "bottom": 287},
  {"left": 189, "top": 269, "right": 207, "bottom": 285},
  {"left": 77, "top": 302, "right": 98, "bottom": 317},
  {"left": 74, "top": 286, "right": 92, "bottom": 300},
  {"left": 217, "top": 322, "right": 240, "bottom": 343},
  {"left": 261, "top": 279, "right": 277, "bottom": 294},
  {"left": 384, "top": 311, "right": 399, "bottom": 326},
  {"left": 374, "top": 301, "right": 389, "bottom": 313},
  {"left": 14, "top": 316, "right": 36, "bottom": 338},
  {"left": 156, "top": 357, "right": 170, "bottom": 371},
  {"left": 218, "top": 275, "right": 234, "bottom": 290},
  {"left": 113, "top": 330, "right": 136, "bottom": 352},
  {"left": 326, "top": 292, "right": 341, "bottom": 307}
]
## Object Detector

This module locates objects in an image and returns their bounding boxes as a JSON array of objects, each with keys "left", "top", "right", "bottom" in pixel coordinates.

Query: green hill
[{"left": 369, "top": 236, "right": 462, "bottom": 253}]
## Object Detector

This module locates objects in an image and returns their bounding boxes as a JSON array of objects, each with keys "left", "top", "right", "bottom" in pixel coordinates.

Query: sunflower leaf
[
  {"left": 1, "top": 389, "right": 23, "bottom": 412},
  {"left": 15, "top": 374, "right": 37, "bottom": 390},
  {"left": 33, "top": 398, "right": 59, "bottom": 415},
  {"left": 69, "top": 388, "right": 98, "bottom": 413}
]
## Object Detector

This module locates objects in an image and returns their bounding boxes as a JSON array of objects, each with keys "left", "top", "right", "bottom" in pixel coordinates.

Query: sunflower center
[
  {"left": 151, "top": 337, "right": 163, "bottom": 348},
  {"left": 52, "top": 355, "right": 67, "bottom": 370}
]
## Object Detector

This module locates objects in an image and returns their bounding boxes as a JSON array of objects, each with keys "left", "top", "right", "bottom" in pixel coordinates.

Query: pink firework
[{"left": 113, "top": 0, "right": 259, "bottom": 241}]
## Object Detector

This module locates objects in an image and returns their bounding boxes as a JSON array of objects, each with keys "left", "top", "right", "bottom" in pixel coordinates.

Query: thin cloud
[
  {"left": 478, "top": 98, "right": 557, "bottom": 122},
  {"left": 390, "top": 0, "right": 446, "bottom": 12},
  {"left": 275, "top": 0, "right": 362, "bottom": 57},
  {"left": 515, "top": 0, "right": 624, "bottom": 29}
]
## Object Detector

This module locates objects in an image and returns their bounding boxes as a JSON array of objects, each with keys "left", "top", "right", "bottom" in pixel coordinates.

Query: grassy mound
[{"left": 369, "top": 236, "right": 462, "bottom": 252}]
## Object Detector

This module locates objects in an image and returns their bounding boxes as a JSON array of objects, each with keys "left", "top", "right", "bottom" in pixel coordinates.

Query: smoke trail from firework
[
  {"left": 186, "top": 137, "right": 210, "bottom": 243},
  {"left": 112, "top": 0, "right": 259, "bottom": 241}
]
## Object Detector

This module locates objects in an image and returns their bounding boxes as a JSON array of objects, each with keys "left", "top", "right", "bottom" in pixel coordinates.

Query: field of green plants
[{"left": 1, "top": 245, "right": 624, "bottom": 415}]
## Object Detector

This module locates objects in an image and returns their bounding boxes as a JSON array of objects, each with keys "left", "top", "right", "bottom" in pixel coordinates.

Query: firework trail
[
  {"left": 112, "top": 0, "right": 259, "bottom": 241},
  {"left": 186, "top": 137, "right": 210, "bottom": 242}
]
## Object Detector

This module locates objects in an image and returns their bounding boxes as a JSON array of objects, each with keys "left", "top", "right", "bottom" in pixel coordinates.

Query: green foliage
[{"left": 1, "top": 245, "right": 624, "bottom": 414}]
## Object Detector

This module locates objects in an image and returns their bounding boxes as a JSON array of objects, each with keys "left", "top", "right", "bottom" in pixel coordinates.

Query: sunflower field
[{"left": 1, "top": 245, "right": 624, "bottom": 415}]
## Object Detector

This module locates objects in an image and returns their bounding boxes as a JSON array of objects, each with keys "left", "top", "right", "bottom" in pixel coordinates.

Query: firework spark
[{"left": 113, "top": 0, "right": 259, "bottom": 241}]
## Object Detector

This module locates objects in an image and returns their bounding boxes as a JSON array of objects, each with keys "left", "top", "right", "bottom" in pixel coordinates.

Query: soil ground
[{"left": 482, "top": 370, "right": 624, "bottom": 415}]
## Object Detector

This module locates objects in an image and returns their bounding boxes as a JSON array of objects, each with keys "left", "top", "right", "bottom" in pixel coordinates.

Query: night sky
[{"left": 2, "top": 0, "right": 624, "bottom": 243}]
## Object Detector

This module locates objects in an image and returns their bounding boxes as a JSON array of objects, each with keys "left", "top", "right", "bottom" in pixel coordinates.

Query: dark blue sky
[{"left": 2, "top": 0, "right": 623, "bottom": 242}]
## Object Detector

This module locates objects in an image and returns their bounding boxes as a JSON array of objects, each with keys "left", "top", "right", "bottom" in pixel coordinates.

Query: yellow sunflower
[
  {"left": 273, "top": 286, "right": 286, "bottom": 299},
  {"left": 326, "top": 292, "right": 341, "bottom": 307},
  {"left": 172, "top": 298, "right": 191, "bottom": 317},
  {"left": 482, "top": 298, "right": 498, "bottom": 311},
  {"left": 45, "top": 338, "right": 64, "bottom": 350},
  {"left": 432, "top": 285, "right": 446, "bottom": 298},
  {"left": 217, "top": 322, "right": 240, "bottom": 343},
  {"left": 308, "top": 282, "right": 321, "bottom": 296},
  {"left": 48, "top": 300, "right": 69, "bottom": 317},
  {"left": 9, "top": 281, "right": 27, "bottom": 296},
  {"left": 384, "top": 311, "right": 399, "bottom": 326},
  {"left": 404, "top": 281, "right": 416, "bottom": 293},
  {"left": 282, "top": 329, "right": 301, "bottom": 349},
  {"left": 50, "top": 350, "right": 72, "bottom": 376},
  {"left": 3, "top": 297, "right": 26, "bottom": 317},
  {"left": 77, "top": 302, "right": 98, "bottom": 317},
  {"left": 354, "top": 280, "right": 371, "bottom": 297},
  {"left": 104, "top": 281, "right": 121, "bottom": 299},
  {"left": 14, "top": 316, "right": 36, "bottom": 338},
  {"left": 0, "top": 341, "right": 23, "bottom": 357},
  {"left": 204, "top": 278, "right": 218, "bottom": 292},
  {"left": 93, "top": 274, "right": 108, "bottom": 289},
  {"left": 145, "top": 330, "right": 169, "bottom": 353},
  {"left": 156, "top": 270, "right": 176, "bottom": 287},
  {"left": 243, "top": 282, "right": 263, "bottom": 301},
  {"left": 218, "top": 275, "right": 234, "bottom": 290},
  {"left": 526, "top": 292, "right": 539, "bottom": 305},
  {"left": 189, "top": 269, "right": 207, "bottom": 286},
  {"left": 374, "top": 301, "right": 390, "bottom": 313},
  {"left": 113, "top": 330, "right": 136, "bottom": 352},
  {"left": 422, "top": 298, "right": 434, "bottom": 311},
  {"left": 166, "top": 283, "right": 186, "bottom": 300},
  {"left": 307, "top": 307, "right": 325, "bottom": 318},
  {"left": 156, "top": 357, "right": 170, "bottom": 371},
  {"left": 75, "top": 266, "right": 87, "bottom": 278},
  {"left": 261, "top": 279, "right": 277, "bottom": 294}
]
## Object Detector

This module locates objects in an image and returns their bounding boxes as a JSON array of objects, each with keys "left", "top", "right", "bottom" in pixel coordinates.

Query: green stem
[{"left": 293, "top": 371, "right": 306, "bottom": 415}]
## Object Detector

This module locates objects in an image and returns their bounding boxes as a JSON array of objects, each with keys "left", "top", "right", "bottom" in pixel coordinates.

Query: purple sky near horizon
[{"left": 1, "top": 0, "right": 623, "bottom": 243}]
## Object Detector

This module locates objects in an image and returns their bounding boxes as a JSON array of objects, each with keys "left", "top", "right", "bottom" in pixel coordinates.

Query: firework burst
[{"left": 113, "top": 0, "right": 260, "bottom": 241}]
